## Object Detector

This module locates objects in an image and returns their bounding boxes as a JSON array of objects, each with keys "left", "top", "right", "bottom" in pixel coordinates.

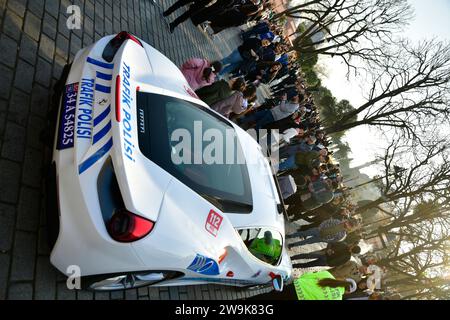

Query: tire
[
  {"left": 81, "top": 271, "right": 184, "bottom": 292},
  {"left": 44, "top": 163, "right": 60, "bottom": 249}
]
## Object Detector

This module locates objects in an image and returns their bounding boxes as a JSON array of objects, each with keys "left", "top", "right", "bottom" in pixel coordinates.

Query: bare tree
[
  {"left": 284, "top": 0, "right": 412, "bottom": 70},
  {"left": 378, "top": 219, "right": 450, "bottom": 300},
  {"left": 355, "top": 138, "right": 450, "bottom": 215},
  {"left": 324, "top": 39, "right": 450, "bottom": 137}
]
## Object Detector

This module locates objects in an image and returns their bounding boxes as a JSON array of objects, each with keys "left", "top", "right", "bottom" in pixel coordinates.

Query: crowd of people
[{"left": 164, "top": 0, "right": 389, "bottom": 301}]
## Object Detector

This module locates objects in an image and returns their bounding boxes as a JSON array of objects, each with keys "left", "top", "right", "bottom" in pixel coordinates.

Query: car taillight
[
  {"left": 115, "top": 75, "right": 121, "bottom": 122},
  {"left": 102, "top": 31, "right": 143, "bottom": 62},
  {"left": 108, "top": 209, "right": 155, "bottom": 243}
]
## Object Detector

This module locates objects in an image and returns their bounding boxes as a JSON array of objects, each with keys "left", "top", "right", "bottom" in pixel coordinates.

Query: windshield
[
  {"left": 136, "top": 92, "right": 253, "bottom": 213},
  {"left": 238, "top": 228, "right": 283, "bottom": 266}
]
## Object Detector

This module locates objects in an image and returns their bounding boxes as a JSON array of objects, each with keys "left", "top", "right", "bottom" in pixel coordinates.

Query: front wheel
[{"left": 82, "top": 271, "right": 183, "bottom": 291}]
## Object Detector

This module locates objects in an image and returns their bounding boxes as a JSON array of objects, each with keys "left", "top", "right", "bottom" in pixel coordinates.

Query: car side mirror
[{"left": 272, "top": 275, "right": 284, "bottom": 292}]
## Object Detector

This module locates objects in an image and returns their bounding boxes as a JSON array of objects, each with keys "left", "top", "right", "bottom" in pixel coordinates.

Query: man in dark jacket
[
  {"left": 219, "top": 38, "right": 271, "bottom": 76},
  {"left": 163, "top": 0, "right": 217, "bottom": 33},
  {"left": 291, "top": 242, "right": 361, "bottom": 268}
]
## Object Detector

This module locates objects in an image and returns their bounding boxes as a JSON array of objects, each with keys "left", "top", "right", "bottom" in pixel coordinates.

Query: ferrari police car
[{"left": 47, "top": 31, "right": 292, "bottom": 291}]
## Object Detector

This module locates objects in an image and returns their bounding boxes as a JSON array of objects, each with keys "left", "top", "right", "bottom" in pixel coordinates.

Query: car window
[
  {"left": 137, "top": 92, "right": 253, "bottom": 213},
  {"left": 238, "top": 228, "right": 283, "bottom": 266}
]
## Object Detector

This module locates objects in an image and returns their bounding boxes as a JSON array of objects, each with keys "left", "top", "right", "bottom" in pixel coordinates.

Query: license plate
[{"left": 57, "top": 83, "right": 79, "bottom": 150}]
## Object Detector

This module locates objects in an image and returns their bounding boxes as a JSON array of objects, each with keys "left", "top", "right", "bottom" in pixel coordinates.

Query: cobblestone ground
[{"left": 0, "top": 0, "right": 288, "bottom": 301}]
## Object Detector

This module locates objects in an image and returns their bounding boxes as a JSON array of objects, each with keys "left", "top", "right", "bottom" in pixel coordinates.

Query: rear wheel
[
  {"left": 44, "top": 163, "right": 60, "bottom": 249},
  {"left": 83, "top": 271, "right": 183, "bottom": 291}
]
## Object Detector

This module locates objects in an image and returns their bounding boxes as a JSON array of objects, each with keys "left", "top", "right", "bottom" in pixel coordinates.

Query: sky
[{"left": 319, "top": 0, "right": 450, "bottom": 177}]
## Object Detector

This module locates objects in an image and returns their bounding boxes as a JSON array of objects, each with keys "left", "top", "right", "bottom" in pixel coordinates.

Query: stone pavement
[{"left": 0, "top": 0, "right": 286, "bottom": 300}]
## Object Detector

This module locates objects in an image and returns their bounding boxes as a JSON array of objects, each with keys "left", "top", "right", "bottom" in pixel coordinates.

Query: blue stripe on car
[
  {"left": 87, "top": 57, "right": 114, "bottom": 69},
  {"left": 79, "top": 137, "right": 113, "bottom": 174},
  {"left": 93, "top": 121, "right": 112, "bottom": 144},
  {"left": 94, "top": 106, "right": 111, "bottom": 127},
  {"left": 96, "top": 71, "right": 113, "bottom": 81},
  {"left": 95, "top": 84, "right": 111, "bottom": 93}
]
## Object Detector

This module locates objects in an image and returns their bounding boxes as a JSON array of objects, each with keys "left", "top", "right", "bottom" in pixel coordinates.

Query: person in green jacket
[
  {"left": 248, "top": 270, "right": 357, "bottom": 300},
  {"left": 195, "top": 78, "right": 246, "bottom": 106},
  {"left": 249, "top": 231, "right": 282, "bottom": 265}
]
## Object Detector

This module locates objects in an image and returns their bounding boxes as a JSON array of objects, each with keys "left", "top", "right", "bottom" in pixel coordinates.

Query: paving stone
[
  {"left": 84, "top": 16, "right": 94, "bottom": 38},
  {"left": 37, "top": 226, "right": 50, "bottom": 256},
  {"left": 23, "top": 12, "right": 42, "bottom": 42},
  {"left": 16, "top": 186, "right": 41, "bottom": 232},
  {"left": 83, "top": 34, "right": 93, "bottom": 48},
  {"left": 105, "top": 4, "right": 112, "bottom": 21},
  {"left": 22, "top": 146, "right": 44, "bottom": 188},
  {"left": 202, "top": 289, "right": 210, "bottom": 300},
  {"left": 45, "top": 0, "right": 60, "bottom": 19},
  {"left": 34, "top": 256, "right": 57, "bottom": 300},
  {"left": 55, "top": 33, "right": 69, "bottom": 60},
  {"left": 26, "top": 114, "right": 46, "bottom": 149},
  {"left": 208, "top": 284, "right": 219, "bottom": 300},
  {"left": 186, "top": 285, "right": 197, "bottom": 300},
  {"left": 8, "top": 282, "right": 33, "bottom": 300},
  {"left": 214, "top": 288, "right": 224, "bottom": 300},
  {"left": 193, "top": 285, "right": 203, "bottom": 301},
  {"left": 110, "top": 290, "right": 124, "bottom": 300},
  {"left": 42, "top": 13, "right": 57, "bottom": 39},
  {"left": 1, "top": 121, "right": 26, "bottom": 162},
  {"left": 94, "top": 14, "right": 105, "bottom": 35},
  {"left": 148, "top": 287, "right": 160, "bottom": 300},
  {"left": 56, "top": 281, "right": 76, "bottom": 300},
  {"left": 39, "top": 34, "right": 55, "bottom": 63},
  {"left": 0, "top": 34, "right": 18, "bottom": 68},
  {"left": 30, "top": 84, "right": 49, "bottom": 117},
  {"left": 8, "top": 88, "right": 30, "bottom": 127},
  {"left": 0, "top": 159, "right": 21, "bottom": 203},
  {"left": 168, "top": 286, "right": 180, "bottom": 300},
  {"left": 104, "top": 18, "right": 113, "bottom": 35},
  {"left": 0, "top": 203, "right": 15, "bottom": 252},
  {"left": 3, "top": 9, "right": 23, "bottom": 41},
  {"left": 94, "top": 291, "right": 110, "bottom": 300},
  {"left": 14, "top": 59, "right": 35, "bottom": 93},
  {"left": 53, "top": 54, "right": 67, "bottom": 79},
  {"left": 84, "top": 0, "right": 94, "bottom": 20},
  {"left": 10, "top": 231, "right": 36, "bottom": 281},
  {"left": 137, "top": 286, "right": 148, "bottom": 297},
  {"left": 69, "top": 34, "right": 82, "bottom": 57},
  {"left": 0, "top": 99, "right": 6, "bottom": 138},
  {"left": 77, "top": 290, "right": 94, "bottom": 300},
  {"left": 8, "top": 0, "right": 27, "bottom": 17},
  {"left": 113, "top": 18, "right": 121, "bottom": 34},
  {"left": 57, "top": 12, "right": 70, "bottom": 39},
  {"left": 0, "top": 64, "right": 14, "bottom": 99},
  {"left": 35, "top": 57, "right": 53, "bottom": 88},
  {"left": 19, "top": 34, "right": 38, "bottom": 65},
  {"left": 27, "top": 0, "right": 45, "bottom": 18},
  {"left": 159, "top": 289, "right": 170, "bottom": 300},
  {"left": 125, "top": 289, "right": 138, "bottom": 300},
  {"left": 0, "top": 253, "right": 10, "bottom": 299}
]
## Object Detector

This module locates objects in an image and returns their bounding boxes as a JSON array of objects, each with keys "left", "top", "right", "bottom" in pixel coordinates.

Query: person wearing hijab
[{"left": 180, "top": 58, "right": 222, "bottom": 91}]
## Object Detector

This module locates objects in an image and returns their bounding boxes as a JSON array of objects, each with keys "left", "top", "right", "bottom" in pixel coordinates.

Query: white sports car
[{"left": 46, "top": 32, "right": 292, "bottom": 291}]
